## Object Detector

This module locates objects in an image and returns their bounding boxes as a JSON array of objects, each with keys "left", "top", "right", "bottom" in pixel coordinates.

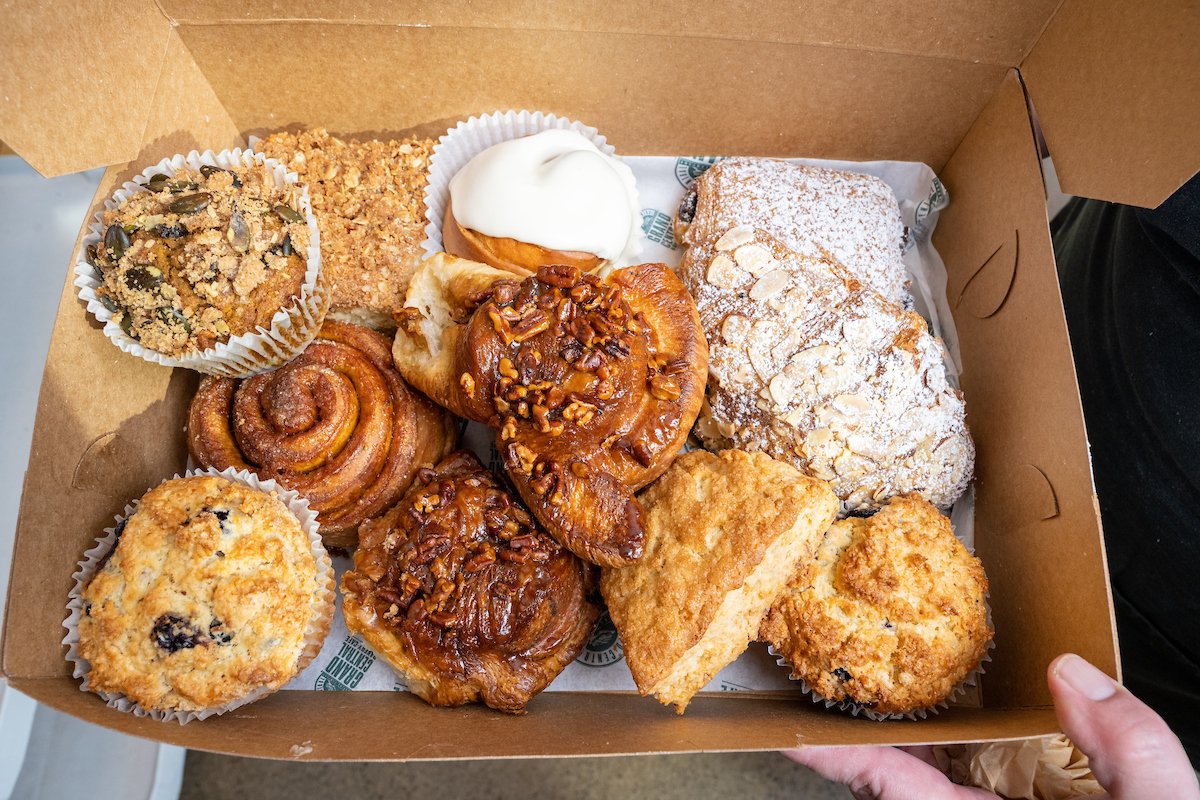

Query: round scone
[
  {"left": 75, "top": 475, "right": 333, "bottom": 718},
  {"left": 341, "top": 450, "right": 598, "bottom": 713},
  {"left": 681, "top": 225, "right": 973, "bottom": 512},
  {"left": 759, "top": 493, "right": 991, "bottom": 716}
]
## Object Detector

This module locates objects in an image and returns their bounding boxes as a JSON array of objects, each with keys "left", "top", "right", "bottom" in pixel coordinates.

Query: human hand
[{"left": 782, "top": 653, "right": 1200, "bottom": 800}]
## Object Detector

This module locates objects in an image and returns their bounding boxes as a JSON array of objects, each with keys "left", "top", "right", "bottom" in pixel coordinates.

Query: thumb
[{"left": 1048, "top": 653, "right": 1200, "bottom": 800}]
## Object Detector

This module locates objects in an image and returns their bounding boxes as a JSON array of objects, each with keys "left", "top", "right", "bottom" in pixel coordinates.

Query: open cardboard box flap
[{"left": 0, "top": 0, "right": 1196, "bottom": 758}]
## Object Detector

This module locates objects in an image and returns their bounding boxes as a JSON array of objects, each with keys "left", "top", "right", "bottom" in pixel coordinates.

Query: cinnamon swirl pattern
[
  {"left": 341, "top": 450, "right": 598, "bottom": 713},
  {"left": 188, "top": 321, "right": 457, "bottom": 548}
]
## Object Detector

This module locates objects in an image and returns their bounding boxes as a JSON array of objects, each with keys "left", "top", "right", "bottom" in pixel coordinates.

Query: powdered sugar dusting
[
  {"left": 683, "top": 228, "right": 973, "bottom": 513},
  {"left": 678, "top": 158, "right": 910, "bottom": 307}
]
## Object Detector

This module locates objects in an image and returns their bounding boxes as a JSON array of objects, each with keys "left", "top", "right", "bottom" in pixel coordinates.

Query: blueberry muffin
[
  {"left": 759, "top": 493, "right": 991, "bottom": 715},
  {"left": 76, "top": 474, "right": 333, "bottom": 717},
  {"left": 90, "top": 162, "right": 312, "bottom": 357}
]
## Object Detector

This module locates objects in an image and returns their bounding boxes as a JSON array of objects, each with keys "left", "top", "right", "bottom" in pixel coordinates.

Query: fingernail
[{"left": 1056, "top": 654, "right": 1118, "bottom": 701}]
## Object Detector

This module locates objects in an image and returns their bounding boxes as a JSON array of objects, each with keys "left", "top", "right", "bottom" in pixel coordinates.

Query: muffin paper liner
[
  {"left": 420, "top": 109, "right": 644, "bottom": 266},
  {"left": 73, "top": 148, "right": 328, "bottom": 377},
  {"left": 766, "top": 596, "right": 995, "bottom": 722},
  {"left": 62, "top": 467, "right": 335, "bottom": 724}
]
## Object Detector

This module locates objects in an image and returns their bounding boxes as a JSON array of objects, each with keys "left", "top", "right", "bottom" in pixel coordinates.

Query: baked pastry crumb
[
  {"left": 77, "top": 475, "right": 328, "bottom": 714},
  {"left": 256, "top": 129, "right": 433, "bottom": 327},
  {"left": 600, "top": 449, "right": 838, "bottom": 713},
  {"left": 760, "top": 493, "right": 992, "bottom": 715}
]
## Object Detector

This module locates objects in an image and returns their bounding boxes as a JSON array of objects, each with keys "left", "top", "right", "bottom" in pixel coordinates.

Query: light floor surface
[{"left": 181, "top": 751, "right": 852, "bottom": 800}]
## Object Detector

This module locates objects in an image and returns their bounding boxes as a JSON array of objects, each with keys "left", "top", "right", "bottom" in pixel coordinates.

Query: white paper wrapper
[
  {"left": 285, "top": 153, "right": 976, "bottom": 703},
  {"left": 63, "top": 467, "right": 334, "bottom": 724},
  {"left": 73, "top": 148, "right": 329, "bottom": 377},
  {"left": 421, "top": 110, "right": 645, "bottom": 266}
]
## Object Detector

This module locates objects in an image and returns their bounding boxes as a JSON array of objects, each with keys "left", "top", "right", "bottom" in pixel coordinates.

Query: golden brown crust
[
  {"left": 340, "top": 451, "right": 598, "bottom": 713},
  {"left": 256, "top": 129, "right": 433, "bottom": 324},
  {"left": 78, "top": 476, "right": 328, "bottom": 713},
  {"left": 188, "top": 320, "right": 457, "bottom": 548},
  {"left": 600, "top": 450, "right": 838, "bottom": 712},
  {"left": 442, "top": 203, "right": 604, "bottom": 277},
  {"left": 759, "top": 493, "right": 992, "bottom": 715},
  {"left": 393, "top": 258, "right": 707, "bottom": 567}
]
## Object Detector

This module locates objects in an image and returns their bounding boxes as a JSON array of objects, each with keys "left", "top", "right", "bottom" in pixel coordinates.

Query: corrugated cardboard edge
[
  {"left": 1021, "top": 0, "right": 1200, "bottom": 207},
  {"left": 934, "top": 70, "right": 1118, "bottom": 706}
]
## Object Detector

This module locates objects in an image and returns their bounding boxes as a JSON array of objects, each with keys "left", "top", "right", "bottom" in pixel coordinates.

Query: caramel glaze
[
  {"left": 344, "top": 450, "right": 598, "bottom": 712},
  {"left": 455, "top": 263, "right": 707, "bottom": 567}
]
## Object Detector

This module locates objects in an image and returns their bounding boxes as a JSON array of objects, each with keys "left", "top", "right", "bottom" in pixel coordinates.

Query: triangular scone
[{"left": 600, "top": 449, "right": 837, "bottom": 713}]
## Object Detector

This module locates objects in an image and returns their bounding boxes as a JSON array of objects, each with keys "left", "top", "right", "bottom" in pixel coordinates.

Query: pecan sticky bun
[
  {"left": 341, "top": 450, "right": 597, "bottom": 713},
  {"left": 188, "top": 320, "right": 457, "bottom": 549},
  {"left": 392, "top": 255, "right": 708, "bottom": 566}
]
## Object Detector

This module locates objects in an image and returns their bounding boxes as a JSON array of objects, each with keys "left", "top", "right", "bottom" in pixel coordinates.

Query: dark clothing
[{"left": 1052, "top": 171, "right": 1200, "bottom": 763}]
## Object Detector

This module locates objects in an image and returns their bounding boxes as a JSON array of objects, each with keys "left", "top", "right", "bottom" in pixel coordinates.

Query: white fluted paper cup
[
  {"left": 62, "top": 467, "right": 334, "bottom": 724},
  {"left": 73, "top": 148, "right": 328, "bottom": 377},
  {"left": 421, "top": 110, "right": 644, "bottom": 267}
]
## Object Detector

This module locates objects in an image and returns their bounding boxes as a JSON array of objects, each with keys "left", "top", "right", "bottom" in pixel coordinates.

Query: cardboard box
[{"left": 1, "top": 0, "right": 1197, "bottom": 760}]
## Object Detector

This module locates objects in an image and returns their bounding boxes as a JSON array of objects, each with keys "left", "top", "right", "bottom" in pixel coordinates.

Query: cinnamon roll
[
  {"left": 341, "top": 450, "right": 598, "bottom": 713},
  {"left": 392, "top": 254, "right": 707, "bottom": 567},
  {"left": 188, "top": 320, "right": 457, "bottom": 549}
]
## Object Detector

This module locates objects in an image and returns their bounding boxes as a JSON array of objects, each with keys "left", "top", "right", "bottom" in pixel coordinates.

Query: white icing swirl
[{"left": 448, "top": 129, "right": 641, "bottom": 263}]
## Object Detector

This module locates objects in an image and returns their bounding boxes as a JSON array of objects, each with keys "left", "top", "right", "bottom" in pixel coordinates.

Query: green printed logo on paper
[
  {"left": 640, "top": 209, "right": 676, "bottom": 250},
  {"left": 575, "top": 609, "right": 624, "bottom": 667},
  {"left": 915, "top": 177, "right": 949, "bottom": 223},
  {"left": 314, "top": 635, "right": 376, "bottom": 690},
  {"left": 674, "top": 156, "right": 722, "bottom": 188}
]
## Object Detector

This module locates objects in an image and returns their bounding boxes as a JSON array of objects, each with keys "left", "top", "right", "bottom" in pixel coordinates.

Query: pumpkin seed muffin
[
  {"left": 76, "top": 475, "right": 333, "bottom": 715},
  {"left": 256, "top": 128, "right": 434, "bottom": 329},
  {"left": 759, "top": 493, "right": 991, "bottom": 715},
  {"left": 91, "top": 163, "right": 311, "bottom": 356}
]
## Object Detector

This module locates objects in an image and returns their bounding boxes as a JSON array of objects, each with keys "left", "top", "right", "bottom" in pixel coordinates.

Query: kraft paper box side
[
  {"left": 1021, "top": 0, "right": 1200, "bottom": 208},
  {"left": 153, "top": 0, "right": 1061, "bottom": 65},
  {"left": 0, "top": 0, "right": 173, "bottom": 177},
  {"left": 174, "top": 22, "right": 1008, "bottom": 171},
  {"left": 933, "top": 72, "right": 1118, "bottom": 708},
  {"left": 12, "top": 678, "right": 1062, "bottom": 760}
]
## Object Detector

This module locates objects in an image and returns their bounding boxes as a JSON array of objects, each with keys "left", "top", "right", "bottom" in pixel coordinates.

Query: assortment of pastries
[{"left": 68, "top": 115, "right": 991, "bottom": 721}]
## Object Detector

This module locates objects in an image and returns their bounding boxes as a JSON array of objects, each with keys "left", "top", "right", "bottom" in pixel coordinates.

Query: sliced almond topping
[
  {"left": 806, "top": 427, "right": 834, "bottom": 449},
  {"left": 749, "top": 269, "right": 789, "bottom": 301},
  {"left": 706, "top": 253, "right": 745, "bottom": 288},
  {"left": 768, "top": 372, "right": 795, "bottom": 407},
  {"left": 811, "top": 463, "right": 837, "bottom": 481},
  {"left": 733, "top": 243, "right": 775, "bottom": 275},
  {"left": 846, "top": 433, "right": 883, "bottom": 460},
  {"left": 783, "top": 408, "right": 806, "bottom": 427},
  {"left": 832, "top": 393, "right": 872, "bottom": 417},
  {"left": 715, "top": 225, "right": 755, "bottom": 251},
  {"left": 720, "top": 313, "right": 749, "bottom": 343}
]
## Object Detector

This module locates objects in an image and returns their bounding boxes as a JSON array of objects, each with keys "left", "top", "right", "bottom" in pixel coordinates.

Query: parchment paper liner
[
  {"left": 73, "top": 148, "right": 328, "bottom": 377},
  {"left": 421, "top": 109, "right": 644, "bottom": 265},
  {"left": 62, "top": 467, "right": 335, "bottom": 724}
]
